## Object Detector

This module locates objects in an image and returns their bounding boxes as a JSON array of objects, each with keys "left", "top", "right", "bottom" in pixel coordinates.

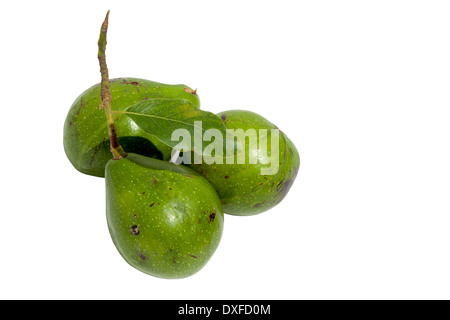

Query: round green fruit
[
  {"left": 106, "top": 153, "right": 223, "bottom": 279},
  {"left": 63, "top": 78, "right": 200, "bottom": 177},
  {"left": 188, "top": 110, "right": 300, "bottom": 216}
]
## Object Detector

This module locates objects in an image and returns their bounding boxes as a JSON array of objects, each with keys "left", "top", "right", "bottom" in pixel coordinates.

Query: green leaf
[{"left": 117, "top": 99, "right": 238, "bottom": 159}]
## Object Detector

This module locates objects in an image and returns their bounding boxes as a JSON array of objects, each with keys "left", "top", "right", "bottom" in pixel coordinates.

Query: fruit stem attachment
[{"left": 97, "top": 10, "right": 127, "bottom": 160}]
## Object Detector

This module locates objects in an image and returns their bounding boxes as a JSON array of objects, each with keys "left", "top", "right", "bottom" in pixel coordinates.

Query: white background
[{"left": 1, "top": 0, "right": 449, "bottom": 300}]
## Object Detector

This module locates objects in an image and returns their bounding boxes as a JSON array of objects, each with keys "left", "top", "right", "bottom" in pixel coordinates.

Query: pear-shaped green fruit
[
  {"left": 64, "top": 78, "right": 200, "bottom": 177},
  {"left": 106, "top": 153, "right": 223, "bottom": 279},
  {"left": 188, "top": 110, "right": 300, "bottom": 216}
]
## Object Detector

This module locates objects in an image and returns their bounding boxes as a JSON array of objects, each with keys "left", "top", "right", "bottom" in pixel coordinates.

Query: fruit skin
[
  {"left": 106, "top": 153, "right": 223, "bottom": 279},
  {"left": 188, "top": 110, "right": 300, "bottom": 216},
  {"left": 64, "top": 78, "right": 200, "bottom": 177}
]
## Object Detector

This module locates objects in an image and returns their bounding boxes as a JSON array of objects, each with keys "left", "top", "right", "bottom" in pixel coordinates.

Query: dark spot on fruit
[
  {"left": 138, "top": 253, "right": 146, "bottom": 260},
  {"left": 69, "top": 121, "right": 73, "bottom": 126},
  {"left": 121, "top": 79, "right": 141, "bottom": 86},
  {"left": 279, "top": 179, "right": 294, "bottom": 198},
  {"left": 208, "top": 212, "right": 216, "bottom": 223},
  {"left": 130, "top": 225, "right": 139, "bottom": 236},
  {"left": 172, "top": 258, "right": 177, "bottom": 264},
  {"left": 149, "top": 202, "right": 155, "bottom": 207},
  {"left": 142, "top": 192, "right": 145, "bottom": 195},
  {"left": 169, "top": 187, "right": 172, "bottom": 190},
  {"left": 169, "top": 248, "right": 173, "bottom": 252},
  {"left": 220, "top": 114, "right": 227, "bottom": 121},
  {"left": 89, "top": 137, "right": 106, "bottom": 166},
  {"left": 274, "top": 168, "right": 299, "bottom": 204},
  {"left": 224, "top": 175, "right": 229, "bottom": 179},
  {"left": 75, "top": 98, "right": 87, "bottom": 117},
  {"left": 151, "top": 179, "right": 158, "bottom": 184},
  {"left": 133, "top": 214, "right": 137, "bottom": 218},
  {"left": 188, "top": 254, "right": 198, "bottom": 259},
  {"left": 276, "top": 180, "right": 284, "bottom": 191}
]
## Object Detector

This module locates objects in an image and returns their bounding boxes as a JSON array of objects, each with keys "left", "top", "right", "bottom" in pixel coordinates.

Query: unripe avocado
[
  {"left": 63, "top": 78, "right": 200, "bottom": 177},
  {"left": 106, "top": 153, "right": 223, "bottom": 278},
  {"left": 188, "top": 110, "right": 300, "bottom": 216}
]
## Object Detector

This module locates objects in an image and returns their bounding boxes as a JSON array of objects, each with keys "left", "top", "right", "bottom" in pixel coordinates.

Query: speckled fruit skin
[
  {"left": 188, "top": 110, "right": 300, "bottom": 216},
  {"left": 105, "top": 153, "right": 223, "bottom": 279},
  {"left": 63, "top": 78, "right": 200, "bottom": 178}
]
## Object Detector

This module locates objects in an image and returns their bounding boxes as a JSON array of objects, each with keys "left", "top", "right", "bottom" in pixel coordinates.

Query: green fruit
[
  {"left": 63, "top": 78, "right": 200, "bottom": 177},
  {"left": 106, "top": 153, "right": 223, "bottom": 279},
  {"left": 188, "top": 110, "right": 300, "bottom": 216}
]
